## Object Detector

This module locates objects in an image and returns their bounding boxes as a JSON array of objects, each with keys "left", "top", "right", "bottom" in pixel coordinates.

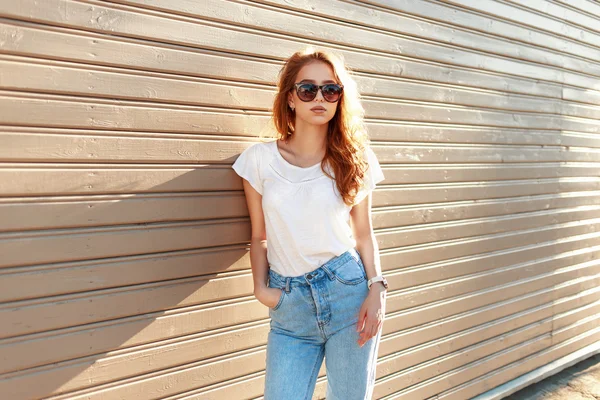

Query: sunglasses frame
[{"left": 293, "top": 82, "right": 344, "bottom": 103}]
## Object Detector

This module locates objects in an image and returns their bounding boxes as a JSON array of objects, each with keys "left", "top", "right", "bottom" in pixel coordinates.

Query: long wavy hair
[{"left": 270, "top": 47, "right": 371, "bottom": 207}]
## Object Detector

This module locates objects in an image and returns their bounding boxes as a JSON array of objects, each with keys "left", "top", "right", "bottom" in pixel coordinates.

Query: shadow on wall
[{"left": 0, "top": 139, "right": 279, "bottom": 399}]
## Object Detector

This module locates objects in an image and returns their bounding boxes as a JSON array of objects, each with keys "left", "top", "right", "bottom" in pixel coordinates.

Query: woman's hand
[
  {"left": 255, "top": 285, "right": 284, "bottom": 309},
  {"left": 356, "top": 283, "right": 386, "bottom": 347}
]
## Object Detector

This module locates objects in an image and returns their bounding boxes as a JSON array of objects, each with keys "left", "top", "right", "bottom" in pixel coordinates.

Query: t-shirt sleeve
[
  {"left": 353, "top": 145, "right": 385, "bottom": 206},
  {"left": 232, "top": 143, "right": 263, "bottom": 195}
]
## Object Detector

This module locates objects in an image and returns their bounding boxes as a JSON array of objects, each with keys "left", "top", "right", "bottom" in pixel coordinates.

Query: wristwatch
[{"left": 367, "top": 275, "right": 388, "bottom": 290}]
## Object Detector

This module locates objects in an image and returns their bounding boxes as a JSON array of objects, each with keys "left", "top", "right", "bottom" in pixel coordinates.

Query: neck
[{"left": 287, "top": 119, "right": 328, "bottom": 156}]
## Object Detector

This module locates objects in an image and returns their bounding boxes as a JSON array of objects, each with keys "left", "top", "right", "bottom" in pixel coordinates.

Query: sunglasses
[{"left": 293, "top": 82, "right": 344, "bottom": 103}]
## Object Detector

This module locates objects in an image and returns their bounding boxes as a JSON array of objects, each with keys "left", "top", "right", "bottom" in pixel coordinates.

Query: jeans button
[{"left": 306, "top": 274, "right": 312, "bottom": 279}]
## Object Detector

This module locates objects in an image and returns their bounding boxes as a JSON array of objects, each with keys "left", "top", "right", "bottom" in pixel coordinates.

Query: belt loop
[
  {"left": 285, "top": 277, "right": 291, "bottom": 293},
  {"left": 322, "top": 265, "right": 335, "bottom": 280}
]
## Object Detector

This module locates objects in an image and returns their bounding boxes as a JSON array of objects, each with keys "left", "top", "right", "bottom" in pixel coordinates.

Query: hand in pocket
[{"left": 257, "top": 286, "right": 284, "bottom": 308}]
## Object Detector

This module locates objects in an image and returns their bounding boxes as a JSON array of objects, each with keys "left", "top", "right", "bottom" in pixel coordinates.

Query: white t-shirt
[{"left": 232, "top": 139, "right": 385, "bottom": 277}]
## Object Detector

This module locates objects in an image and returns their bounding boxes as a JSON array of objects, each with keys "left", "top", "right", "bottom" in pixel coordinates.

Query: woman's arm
[
  {"left": 350, "top": 192, "right": 384, "bottom": 287},
  {"left": 241, "top": 179, "right": 282, "bottom": 308},
  {"left": 350, "top": 191, "right": 387, "bottom": 347},
  {"left": 241, "top": 178, "right": 269, "bottom": 292}
]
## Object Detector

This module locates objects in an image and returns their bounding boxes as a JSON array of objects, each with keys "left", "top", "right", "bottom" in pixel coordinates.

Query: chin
[
  {"left": 299, "top": 115, "right": 333, "bottom": 125},
  {"left": 310, "top": 118, "right": 333, "bottom": 126}
]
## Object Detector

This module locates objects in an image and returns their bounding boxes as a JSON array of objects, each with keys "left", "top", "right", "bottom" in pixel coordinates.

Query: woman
[{"left": 232, "top": 47, "right": 387, "bottom": 400}]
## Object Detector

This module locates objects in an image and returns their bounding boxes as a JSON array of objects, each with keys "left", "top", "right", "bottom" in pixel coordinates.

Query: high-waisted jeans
[{"left": 264, "top": 247, "right": 381, "bottom": 400}]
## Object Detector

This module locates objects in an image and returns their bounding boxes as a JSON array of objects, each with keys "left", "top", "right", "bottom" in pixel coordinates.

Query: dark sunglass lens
[
  {"left": 323, "top": 84, "right": 342, "bottom": 102},
  {"left": 297, "top": 84, "right": 318, "bottom": 101}
]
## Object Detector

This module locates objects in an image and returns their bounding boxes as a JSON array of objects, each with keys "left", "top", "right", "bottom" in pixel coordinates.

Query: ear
[{"left": 287, "top": 92, "right": 294, "bottom": 108}]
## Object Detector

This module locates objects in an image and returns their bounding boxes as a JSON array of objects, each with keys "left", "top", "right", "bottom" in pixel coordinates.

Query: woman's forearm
[
  {"left": 355, "top": 232, "right": 382, "bottom": 280},
  {"left": 250, "top": 237, "right": 269, "bottom": 293}
]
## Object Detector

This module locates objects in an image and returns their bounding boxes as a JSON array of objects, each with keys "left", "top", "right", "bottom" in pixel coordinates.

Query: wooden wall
[{"left": 1, "top": 0, "right": 599, "bottom": 399}]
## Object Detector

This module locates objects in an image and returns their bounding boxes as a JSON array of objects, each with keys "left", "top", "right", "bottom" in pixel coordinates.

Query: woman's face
[{"left": 288, "top": 61, "right": 341, "bottom": 126}]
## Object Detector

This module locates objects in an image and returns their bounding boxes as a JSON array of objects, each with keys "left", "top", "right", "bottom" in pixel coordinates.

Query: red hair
[{"left": 270, "top": 47, "right": 371, "bottom": 206}]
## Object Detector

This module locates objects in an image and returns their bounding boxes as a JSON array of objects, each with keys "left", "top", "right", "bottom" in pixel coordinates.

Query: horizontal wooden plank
[
  {"left": 0, "top": 193, "right": 244, "bottom": 232},
  {"left": 392, "top": 274, "right": 600, "bottom": 361},
  {"left": 1, "top": 94, "right": 598, "bottom": 136},
  {"left": 75, "top": 0, "right": 600, "bottom": 85},
  {"left": 374, "top": 178, "right": 600, "bottom": 208},
  {"left": 378, "top": 207, "right": 600, "bottom": 249},
  {"left": 0, "top": 219, "right": 250, "bottom": 268},
  {"left": 432, "top": 326, "right": 600, "bottom": 400},
  {"left": 386, "top": 263, "right": 600, "bottom": 334},
  {"left": 373, "top": 312, "right": 600, "bottom": 399},
  {"left": 0, "top": 296, "right": 269, "bottom": 376},
  {"left": 382, "top": 221, "right": 600, "bottom": 283},
  {"left": 377, "top": 297, "right": 600, "bottom": 383},
  {"left": 1, "top": 212, "right": 599, "bottom": 302},
  {"left": 389, "top": 230, "right": 600, "bottom": 293},
  {"left": 390, "top": 249, "right": 600, "bottom": 315},
  {"left": 7, "top": 326, "right": 283, "bottom": 397},
  {"left": 1, "top": 124, "right": 599, "bottom": 148},
  {"left": 503, "top": 0, "right": 600, "bottom": 35},
  {"left": 2, "top": 161, "right": 600, "bottom": 199},
  {"left": 0, "top": 165, "right": 239, "bottom": 194},
  {"left": 387, "top": 321, "right": 600, "bottom": 399},
  {"left": 4, "top": 55, "right": 600, "bottom": 119},
  {"left": 390, "top": 289, "right": 600, "bottom": 368},
  {"left": 0, "top": 22, "right": 573, "bottom": 102},
  {"left": 0, "top": 56, "right": 276, "bottom": 108},
  {"left": 436, "top": 0, "right": 600, "bottom": 49},
  {"left": 390, "top": 206, "right": 600, "bottom": 254},
  {"left": 0, "top": 175, "right": 598, "bottom": 232},
  {"left": 2, "top": 238, "right": 599, "bottom": 347},
  {"left": 13, "top": 310, "right": 598, "bottom": 400},
  {"left": 0, "top": 92, "right": 272, "bottom": 134},
  {"left": 0, "top": 21, "right": 280, "bottom": 85},
  {"left": 1, "top": 183, "right": 599, "bottom": 233},
  {"left": 2, "top": 130, "right": 600, "bottom": 168},
  {"left": 0, "top": 210, "right": 597, "bottom": 305},
  {"left": 253, "top": 0, "right": 600, "bottom": 67},
  {"left": 19, "top": 301, "right": 600, "bottom": 396},
  {"left": 0, "top": 0, "right": 598, "bottom": 89},
  {"left": 375, "top": 145, "right": 600, "bottom": 163},
  {"left": 0, "top": 247, "right": 250, "bottom": 303},
  {"left": 553, "top": 0, "right": 600, "bottom": 21},
  {"left": 8, "top": 299, "right": 599, "bottom": 399},
  {"left": 169, "top": 372, "right": 266, "bottom": 400},
  {"left": 3, "top": 163, "right": 600, "bottom": 197},
  {"left": 5, "top": 296, "right": 600, "bottom": 400},
  {"left": 10, "top": 345, "right": 268, "bottom": 400},
  {"left": 1, "top": 198, "right": 600, "bottom": 268},
  {"left": 0, "top": 271, "right": 252, "bottom": 340},
  {"left": 3, "top": 271, "right": 597, "bottom": 389},
  {"left": 375, "top": 191, "right": 600, "bottom": 230},
  {"left": 0, "top": 317, "right": 270, "bottom": 378},
  {"left": 0, "top": 212, "right": 598, "bottom": 301}
]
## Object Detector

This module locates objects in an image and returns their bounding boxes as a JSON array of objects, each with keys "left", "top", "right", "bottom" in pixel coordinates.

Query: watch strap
[{"left": 368, "top": 275, "right": 387, "bottom": 289}]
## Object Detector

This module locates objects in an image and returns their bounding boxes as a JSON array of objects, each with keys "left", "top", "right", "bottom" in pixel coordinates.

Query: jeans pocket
[
  {"left": 270, "top": 289, "right": 286, "bottom": 310},
  {"left": 267, "top": 277, "right": 286, "bottom": 310},
  {"left": 334, "top": 257, "right": 367, "bottom": 286}
]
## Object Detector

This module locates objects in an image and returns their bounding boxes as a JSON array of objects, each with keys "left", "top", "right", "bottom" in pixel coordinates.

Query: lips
[{"left": 311, "top": 106, "right": 326, "bottom": 111}]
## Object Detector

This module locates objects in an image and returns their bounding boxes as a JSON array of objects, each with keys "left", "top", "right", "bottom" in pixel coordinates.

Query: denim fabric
[{"left": 264, "top": 248, "right": 381, "bottom": 400}]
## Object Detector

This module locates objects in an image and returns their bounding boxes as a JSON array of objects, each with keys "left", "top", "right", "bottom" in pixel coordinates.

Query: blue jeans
[{"left": 264, "top": 248, "right": 381, "bottom": 400}]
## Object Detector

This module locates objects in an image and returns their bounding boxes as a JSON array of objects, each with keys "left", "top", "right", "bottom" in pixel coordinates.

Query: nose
[{"left": 314, "top": 87, "right": 325, "bottom": 102}]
